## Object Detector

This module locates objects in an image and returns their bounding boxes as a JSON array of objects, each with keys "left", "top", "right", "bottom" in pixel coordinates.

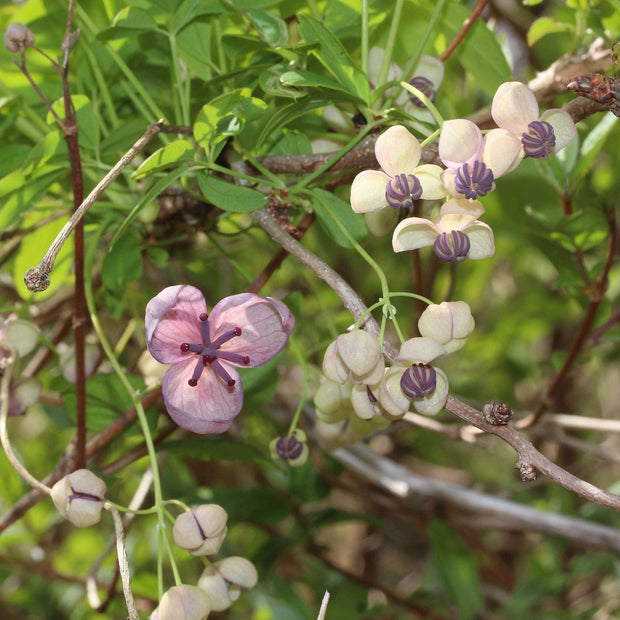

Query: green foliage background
[{"left": 1, "top": 0, "right": 620, "bottom": 618}]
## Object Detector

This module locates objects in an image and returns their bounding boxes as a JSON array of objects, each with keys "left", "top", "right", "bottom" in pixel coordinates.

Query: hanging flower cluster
[
  {"left": 351, "top": 80, "right": 575, "bottom": 262},
  {"left": 314, "top": 302, "right": 475, "bottom": 444}
]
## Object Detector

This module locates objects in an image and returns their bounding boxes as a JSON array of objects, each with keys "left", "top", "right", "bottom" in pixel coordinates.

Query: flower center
[
  {"left": 275, "top": 435, "right": 304, "bottom": 460},
  {"left": 400, "top": 363, "right": 437, "bottom": 398},
  {"left": 521, "top": 120, "right": 556, "bottom": 158},
  {"left": 385, "top": 173, "right": 423, "bottom": 209},
  {"left": 433, "top": 230, "right": 470, "bottom": 262},
  {"left": 180, "top": 313, "right": 249, "bottom": 388},
  {"left": 454, "top": 161, "right": 494, "bottom": 199},
  {"left": 408, "top": 76, "right": 436, "bottom": 108}
]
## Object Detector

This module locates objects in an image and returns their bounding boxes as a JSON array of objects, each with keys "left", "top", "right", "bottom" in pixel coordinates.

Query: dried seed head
[
  {"left": 482, "top": 402, "right": 513, "bottom": 426},
  {"left": 4, "top": 23, "right": 34, "bottom": 52},
  {"left": 516, "top": 460, "right": 538, "bottom": 482},
  {"left": 24, "top": 267, "right": 50, "bottom": 293}
]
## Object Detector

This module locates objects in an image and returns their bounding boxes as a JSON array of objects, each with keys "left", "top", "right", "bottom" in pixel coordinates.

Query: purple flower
[{"left": 145, "top": 285, "right": 294, "bottom": 434}]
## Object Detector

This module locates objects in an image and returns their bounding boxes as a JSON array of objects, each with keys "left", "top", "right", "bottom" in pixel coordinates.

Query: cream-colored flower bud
[
  {"left": 173, "top": 504, "right": 228, "bottom": 556},
  {"left": 198, "top": 557, "right": 258, "bottom": 612},
  {"left": 322, "top": 330, "right": 383, "bottom": 385},
  {"left": 156, "top": 584, "right": 211, "bottom": 620},
  {"left": 418, "top": 301, "right": 474, "bottom": 353},
  {"left": 314, "top": 381, "right": 351, "bottom": 423},
  {"left": 10, "top": 377, "right": 42, "bottom": 416},
  {"left": 2, "top": 317, "right": 40, "bottom": 357},
  {"left": 350, "top": 383, "right": 383, "bottom": 420},
  {"left": 59, "top": 341, "right": 99, "bottom": 382},
  {"left": 4, "top": 23, "right": 34, "bottom": 52},
  {"left": 377, "top": 366, "right": 411, "bottom": 419},
  {"left": 50, "top": 469, "right": 106, "bottom": 527}
]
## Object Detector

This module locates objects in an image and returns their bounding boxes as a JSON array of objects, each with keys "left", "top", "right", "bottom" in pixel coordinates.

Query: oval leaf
[{"left": 198, "top": 172, "right": 268, "bottom": 212}]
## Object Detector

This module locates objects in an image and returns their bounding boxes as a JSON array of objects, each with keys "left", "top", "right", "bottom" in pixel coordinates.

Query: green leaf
[
  {"left": 112, "top": 6, "right": 158, "bottom": 32},
  {"left": 311, "top": 188, "right": 367, "bottom": 249},
  {"left": 162, "top": 437, "right": 265, "bottom": 463},
  {"left": 207, "top": 485, "right": 291, "bottom": 523},
  {"left": 101, "top": 230, "right": 143, "bottom": 292},
  {"left": 280, "top": 70, "right": 363, "bottom": 100},
  {"left": 62, "top": 374, "right": 145, "bottom": 433},
  {"left": 246, "top": 8, "right": 288, "bottom": 47},
  {"left": 133, "top": 140, "right": 194, "bottom": 179},
  {"left": 197, "top": 172, "right": 268, "bottom": 212},
  {"left": 429, "top": 520, "right": 484, "bottom": 619},
  {"left": 112, "top": 167, "right": 186, "bottom": 246},
  {"left": 527, "top": 17, "right": 573, "bottom": 47},
  {"left": 571, "top": 112, "right": 617, "bottom": 185},
  {"left": 194, "top": 88, "right": 269, "bottom": 162},
  {"left": 297, "top": 14, "right": 370, "bottom": 105},
  {"left": 440, "top": 4, "right": 513, "bottom": 95}
]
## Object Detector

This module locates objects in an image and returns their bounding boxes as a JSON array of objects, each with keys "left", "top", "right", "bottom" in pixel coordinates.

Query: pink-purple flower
[{"left": 145, "top": 285, "right": 294, "bottom": 434}]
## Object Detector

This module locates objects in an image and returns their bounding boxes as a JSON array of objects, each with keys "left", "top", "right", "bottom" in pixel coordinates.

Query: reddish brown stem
[{"left": 440, "top": 0, "right": 489, "bottom": 63}]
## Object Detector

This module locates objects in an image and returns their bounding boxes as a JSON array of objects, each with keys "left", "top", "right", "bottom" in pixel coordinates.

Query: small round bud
[
  {"left": 418, "top": 301, "right": 475, "bottom": 354},
  {"left": 50, "top": 469, "right": 106, "bottom": 527},
  {"left": 173, "top": 504, "right": 228, "bottom": 556},
  {"left": 1, "top": 317, "right": 40, "bottom": 357},
  {"left": 322, "top": 330, "right": 384, "bottom": 385},
  {"left": 270, "top": 429, "right": 308, "bottom": 466},
  {"left": 156, "top": 584, "right": 211, "bottom": 620},
  {"left": 482, "top": 402, "right": 513, "bottom": 426},
  {"left": 4, "top": 23, "right": 35, "bottom": 52},
  {"left": 24, "top": 267, "right": 50, "bottom": 293},
  {"left": 198, "top": 557, "right": 258, "bottom": 612}
]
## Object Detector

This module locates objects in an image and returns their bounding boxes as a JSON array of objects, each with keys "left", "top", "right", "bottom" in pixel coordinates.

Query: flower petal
[
  {"left": 351, "top": 170, "right": 390, "bottom": 213},
  {"left": 415, "top": 164, "right": 447, "bottom": 200},
  {"left": 396, "top": 337, "right": 446, "bottom": 364},
  {"left": 392, "top": 217, "right": 439, "bottom": 252},
  {"left": 439, "top": 198, "right": 485, "bottom": 218},
  {"left": 491, "top": 81, "right": 538, "bottom": 135},
  {"left": 539, "top": 108, "right": 577, "bottom": 151},
  {"left": 412, "top": 55, "right": 444, "bottom": 88},
  {"left": 162, "top": 360, "right": 242, "bottom": 434},
  {"left": 466, "top": 222, "right": 495, "bottom": 259},
  {"left": 146, "top": 285, "right": 206, "bottom": 364},
  {"left": 375, "top": 125, "right": 422, "bottom": 176},
  {"left": 483, "top": 128, "right": 524, "bottom": 178},
  {"left": 439, "top": 119, "right": 483, "bottom": 168},
  {"left": 412, "top": 368, "right": 448, "bottom": 415},
  {"left": 434, "top": 212, "right": 477, "bottom": 233},
  {"left": 210, "top": 293, "right": 294, "bottom": 367}
]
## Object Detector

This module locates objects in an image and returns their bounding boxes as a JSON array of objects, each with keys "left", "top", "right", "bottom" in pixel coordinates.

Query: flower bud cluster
[
  {"left": 314, "top": 304, "right": 474, "bottom": 446},
  {"left": 150, "top": 503, "right": 259, "bottom": 618}
]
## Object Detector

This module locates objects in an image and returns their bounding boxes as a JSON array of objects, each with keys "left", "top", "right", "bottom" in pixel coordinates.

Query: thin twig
[
  {"left": 440, "top": 0, "right": 489, "bottom": 63},
  {"left": 24, "top": 120, "right": 163, "bottom": 293}
]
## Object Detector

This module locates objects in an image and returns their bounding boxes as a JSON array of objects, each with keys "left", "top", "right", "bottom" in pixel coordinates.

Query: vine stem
[
  {"left": 0, "top": 353, "right": 52, "bottom": 495},
  {"left": 440, "top": 0, "right": 489, "bottom": 63}
]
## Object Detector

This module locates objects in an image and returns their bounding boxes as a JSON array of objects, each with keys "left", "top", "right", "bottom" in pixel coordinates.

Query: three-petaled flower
[
  {"left": 485, "top": 81, "right": 577, "bottom": 174},
  {"left": 392, "top": 198, "right": 494, "bottom": 262},
  {"left": 145, "top": 285, "right": 294, "bottom": 434},
  {"left": 351, "top": 125, "right": 446, "bottom": 214}
]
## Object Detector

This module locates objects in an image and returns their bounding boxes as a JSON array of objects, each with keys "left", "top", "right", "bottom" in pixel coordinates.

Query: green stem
[
  {"left": 400, "top": 81, "right": 444, "bottom": 126},
  {"left": 167, "top": 31, "right": 190, "bottom": 126},
  {"left": 361, "top": 0, "right": 369, "bottom": 76},
  {"left": 286, "top": 335, "right": 310, "bottom": 435},
  {"left": 376, "top": 0, "right": 405, "bottom": 87}
]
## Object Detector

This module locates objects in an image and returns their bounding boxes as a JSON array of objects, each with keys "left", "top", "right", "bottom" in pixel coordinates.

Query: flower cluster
[
  {"left": 314, "top": 302, "right": 475, "bottom": 445},
  {"left": 153, "top": 504, "right": 258, "bottom": 619},
  {"left": 351, "top": 80, "right": 576, "bottom": 264}
]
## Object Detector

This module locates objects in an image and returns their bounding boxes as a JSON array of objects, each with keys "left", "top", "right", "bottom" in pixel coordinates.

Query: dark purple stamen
[
  {"left": 521, "top": 120, "right": 556, "bottom": 158},
  {"left": 275, "top": 435, "right": 304, "bottom": 460},
  {"left": 408, "top": 76, "right": 436, "bottom": 108},
  {"left": 400, "top": 363, "right": 437, "bottom": 398},
  {"left": 454, "top": 160, "right": 494, "bottom": 199},
  {"left": 179, "top": 313, "right": 247, "bottom": 388},
  {"left": 386, "top": 173, "right": 423, "bottom": 209},
  {"left": 433, "top": 230, "right": 470, "bottom": 263}
]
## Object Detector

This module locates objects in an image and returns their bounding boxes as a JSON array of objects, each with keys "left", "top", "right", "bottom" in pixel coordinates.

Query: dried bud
[
  {"left": 198, "top": 557, "right": 258, "bottom": 612},
  {"left": 24, "top": 267, "right": 50, "bottom": 293},
  {"left": 270, "top": 429, "right": 308, "bottom": 466},
  {"left": 173, "top": 504, "right": 228, "bottom": 556},
  {"left": 4, "top": 23, "right": 34, "bottom": 52},
  {"left": 516, "top": 460, "right": 538, "bottom": 482},
  {"left": 50, "top": 469, "right": 106, "bottom": 527},
  {"left": 482, "top": 402, "right": 513, "bottom": 426},
  {"left": 156, "top": 584, "right": 211, "bottom": 620}
]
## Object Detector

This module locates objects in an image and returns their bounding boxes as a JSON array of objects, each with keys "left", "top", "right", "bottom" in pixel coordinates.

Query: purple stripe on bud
[
  {"left": 521, "top": 120, "right": 555, "bottom": 158},
  {"left": 400, "top": 363, "right": 437, "bottom": 398},
  {"left": 386, "top": 173, "right": 423, "bottom": 209},
  {"left": 433, "top": 230, "right": 470, "bottom": 262},
  {"left": 408, "top": 76, "right": 436, "bottom": 108},
  {"left": 275, "top": 435, "right": 304, "bottom": 460}
]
